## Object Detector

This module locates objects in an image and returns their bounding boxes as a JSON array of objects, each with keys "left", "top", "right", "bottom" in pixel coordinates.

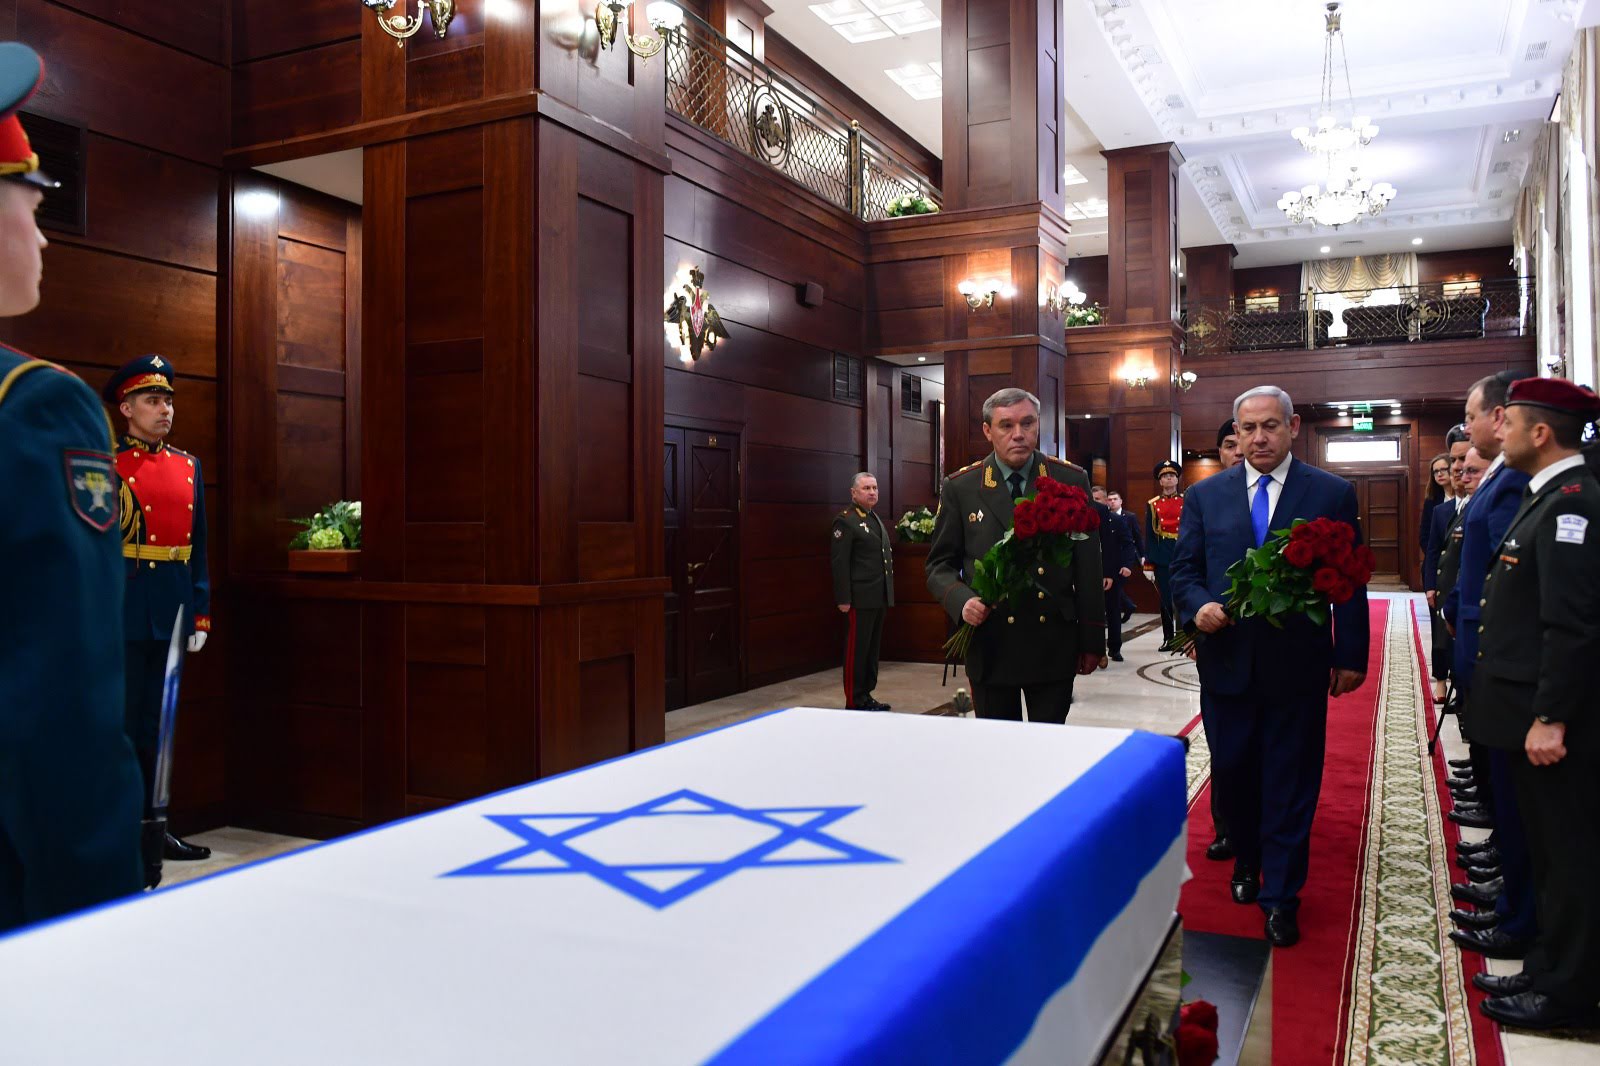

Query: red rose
[
  {"left": 1290, "top": 523, "right": 1315, "bottom": 542},
  {"left": 1180, "top": 1001, "right": 1220, "bottom": 1032},
  {"left": 1332, "top": 521, "right": 1356, "bottom": 544},
  {"left": 1325, "top": 544, "right": 1353, "bottom": 570},
  {"left": 1035, "top": 475, "right": 1064, "bottom": 499},
  {"left": 1013, "top": 502, "right": 1040, "bottom": 539},
  {"left": 1330, "top": 578, "right": 1355, "bottom": 604},
  {"left": 1175, "top": 1023, "right": 1220, "bottom": 1065},
  {"left": 1282, "top": 540, "right": 1315, "bottom": 568},
  {"left": 1312, "top": 567, "right": 1341, "bottom": 594}
]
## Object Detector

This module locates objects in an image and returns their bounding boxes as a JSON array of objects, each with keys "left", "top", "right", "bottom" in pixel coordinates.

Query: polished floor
[{"left": 168, "top": 599, "right": 1595, "bottom": 1064}]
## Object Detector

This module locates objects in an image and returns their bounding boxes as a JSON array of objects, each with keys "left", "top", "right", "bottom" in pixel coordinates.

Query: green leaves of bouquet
[
  {"left": 1063, "top": 303, "right": 1104, "bottom": 328},
  {"left": 896, "top": 506, "right": 936, "bottom": 543},
  {"left": 289, "top": 499, "right": 363, "bottom": 551},
  {"left": 886, "top": 194, "right": 939, "bottom": 218}
]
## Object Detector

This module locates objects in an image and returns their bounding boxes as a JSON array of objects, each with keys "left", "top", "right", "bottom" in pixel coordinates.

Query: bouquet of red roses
[
  {"left": 1162, "top": 516, "right": 1374, "bottom": 656},
  {"left": 942, "top": 476, "right": 1100, "bottom": 661}
]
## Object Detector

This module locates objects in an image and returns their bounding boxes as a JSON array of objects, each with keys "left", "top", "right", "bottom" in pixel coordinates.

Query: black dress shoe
[
  {"left": 865, "top": 697, "right": 892, "bottom": 711},
  {"left": 1465, "top": 863, "right": 1503, "bottom": 884},
  {"left": 1264, "top": 907, "right": 1299, "bottom": 947},
  {"left": 1449, "top": 808, "right": 1494, "bottom": 829},
  {"left": 1450, "top": 927, "right": 1530, "bottom": 959},
  {"left": 163, "top": 833, "right": 211, "bottom": 861},
  {"left": 1458, "top": 838, "right": 1498, "bottom": 857},
  {"left": 1110, "top": 653, "right": 1124, "bottom": 662},
  {"left": 1450, "top": 907, "right": 1502, "bottom": 930},
  {"left": 1205, "top": 836, "right": 1234, "bottom": 861},
  {"left": 1452, "top": 878, "right": 1503, "bottom": 907},
  {"left": 1473, "top": 971, "right": 1535, "bottom": 997},
  {"left": 1448, "top": 757, "right": 1474, "bottom": 769},
  {"left": 1447, "top": 772, "right": 1474, "bottom": 784},
  {"left": 1451, "top": 787, "right": 1480, "bottom": 802},
  {"left": 1480, "top": 991, "right": 1600, "bottom": 1030},
  {"left": 1456, "top": 848, "right": 1500, "bottom": 869},
  {"left": 1229, "top": 864, "right": 1259, "bottom": 905},
  {"left": 1120, "top": 609, "right": 1134, "bottom": 624}
]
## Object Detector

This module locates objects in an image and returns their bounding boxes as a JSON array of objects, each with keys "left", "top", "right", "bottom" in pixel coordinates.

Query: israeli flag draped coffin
[{"left": 0, "top": 708, "right": 1187, "bottom": 1065}]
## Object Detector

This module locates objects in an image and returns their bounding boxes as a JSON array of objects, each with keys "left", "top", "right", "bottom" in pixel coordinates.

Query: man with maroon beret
[{"left": 1469, "top": 377, "right": 1600, "bottom": 1029}]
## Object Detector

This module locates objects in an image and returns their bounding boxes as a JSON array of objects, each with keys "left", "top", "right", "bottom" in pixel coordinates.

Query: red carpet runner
[
  {"left": 1177, "top": 599, "right": 1508, "bottom": 1065},
  {"left": 1178, "top": 601, "right": 1386, "bottom": 1065},
  {"left": 1409, "top": 606, "right": 1506, "bottom": 1066}
]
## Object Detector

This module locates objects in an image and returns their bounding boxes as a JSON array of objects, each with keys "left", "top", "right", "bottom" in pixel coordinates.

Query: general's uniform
[
  {"left": 1145, "top": 462, "right": 1185, "bottom": 643},
  {"left": 103, "top": 357, "right": 211, "bottom": 829},
  {"left": 0, "top": 44, "right": 144, "bottom": 931},
  {"left": 830, "top": 505, "right": 894, "bottom": 709},
  {"left": 926, "top": 452, "right": 1105, "bottom": 723},
  {"left": 1468, "top": 382, "right": 1600, "bottom": 1024}
]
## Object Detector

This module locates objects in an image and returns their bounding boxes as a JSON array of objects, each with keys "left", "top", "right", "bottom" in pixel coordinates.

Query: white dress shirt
[
  {"left": 1527, "top": 453, "right": 1587, "bottom": 495},
  {"left": 1244, "top": 454, "right": 1294, "bottom": 526}
]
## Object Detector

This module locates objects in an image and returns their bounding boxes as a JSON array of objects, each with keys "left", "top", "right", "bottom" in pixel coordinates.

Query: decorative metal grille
[
  {"left": 664, "top": 13, "right": 939, "bottom": 222},
  {"left": 1181, "top": 276, "right": 1536, "bottom": 358}
]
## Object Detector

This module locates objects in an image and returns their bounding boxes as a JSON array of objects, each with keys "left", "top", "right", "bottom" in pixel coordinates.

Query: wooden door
[
  {"left": 1347, "top": 474, "right": 1405, "bottom": 580},
  {"left": 664, "top": 427, "right": 742, "bottom": 708}
]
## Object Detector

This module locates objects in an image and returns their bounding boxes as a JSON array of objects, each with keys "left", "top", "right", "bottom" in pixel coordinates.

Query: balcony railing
[
  {"left": 1181, "top": 277, "right": 1536, "bottom": 358},
  {"left": 663, "top": 10, "right": 940, "bottom": 222}
]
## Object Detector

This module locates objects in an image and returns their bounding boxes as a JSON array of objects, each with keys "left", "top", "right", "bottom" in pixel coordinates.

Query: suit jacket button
[
  {"left": 1007, "top": 616, "right": 1016, "bottom": 624},
  {"left": 1039, "top": 615, "right": 1046, "bottom": 622},
  {"left": 1037, "top": 591, "right": 1045, "bottom": 600},
  {"left": 1037, "top": 567, "right": 1045, "bottom": 575},
  {"left": 1479, "top": 598, "right": 1486, "bottom": 607},
  {"left": 147, "top": 562, "right": 155, "bottom": 570}
]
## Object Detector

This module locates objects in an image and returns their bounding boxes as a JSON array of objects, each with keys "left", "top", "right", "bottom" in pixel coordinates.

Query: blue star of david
[{"left": 443, "top": 788, "right": 896, "bottom": 908}]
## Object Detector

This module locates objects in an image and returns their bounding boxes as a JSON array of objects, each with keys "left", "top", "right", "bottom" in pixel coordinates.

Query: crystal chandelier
[{"left": 1276, "top": 2, "right": 1396, "bottom": 227}]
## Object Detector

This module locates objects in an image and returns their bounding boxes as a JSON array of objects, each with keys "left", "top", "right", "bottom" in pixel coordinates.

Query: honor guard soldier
[
  {"left": 831, "top": 473, "right": 894, "bottom": 711},
  {"left": 104, "top": 354, "right": 213, "bottom": 863},
  {"left": 0, "top": 43, "right": 145, "bottom": 931},
  {"left": 927, "top": 387, "right": 1105, "bottom": 724},
  {"left": 1469, "top": 378, "right": 1600, "bottom": 1031},
  {"left": 1145, "top": 460, "right": 1185, "bottom": 642}
]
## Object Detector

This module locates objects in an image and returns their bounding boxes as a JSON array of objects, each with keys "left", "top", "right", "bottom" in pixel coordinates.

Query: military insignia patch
[
  {"left": 1562, "top": 484, "right": 1583, "bottom": 495},
  {"left": 1556, "top": 514, "right": 1589, "bottom": 545},
  {"left": 63, "top": 450, "right": 117, "bottom": 532},
  {"left": 833, "top": 528, "right": 843, "bottom": 539}
]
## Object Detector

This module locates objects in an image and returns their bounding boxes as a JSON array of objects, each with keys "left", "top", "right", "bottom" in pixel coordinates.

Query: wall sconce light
[
  {"left": 1042, "top": 281, "right": 1087, "bottom": 317},
  {"left": 957, "top": 279, "right": 1014, "bottom": 312},
  {"left": 596, "top": 0, "right": 683, "bottom": 58},
  {"left": 1173, "top": 370, "right": 1198, "bottom": 392},
  {"left": 1124, "top": 366, "right": 1156, "bottom": 389},
  {"left": 360, "top": 0, "right": 454, "bottom": 46},
  {"left": 665, "top": 266, "right": 729, "bottom": 363}
]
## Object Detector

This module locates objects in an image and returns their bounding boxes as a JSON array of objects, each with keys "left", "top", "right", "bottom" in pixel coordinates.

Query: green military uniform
[
  {"left": 1469, "top": 456, "right": 1600, "bottom": 1017},
  {"left": 926, "top": 451, "right": 1105, "bottom": 723},
  {"left": 830, "top": 505, "right": 894, "bottom": 709}
]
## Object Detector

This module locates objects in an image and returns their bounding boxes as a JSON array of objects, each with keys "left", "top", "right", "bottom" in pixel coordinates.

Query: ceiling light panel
[
  {"left": 1072, "top": 198, "right": 1109, "bottom": 218},
  {"left": 886, "top": 62, "right": 942, "bottom": 100},
  {"left": 809, "top": 0, "right": 938, "bottom": 41},
  {"left": 1062, "top": 163, "right": 1090, "bottom": 186}
]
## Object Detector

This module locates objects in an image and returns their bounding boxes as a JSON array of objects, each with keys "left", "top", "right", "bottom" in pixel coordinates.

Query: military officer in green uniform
[
  {"left": 1469, "top": 377, "right": 1600, "bottom": 1031},
  {"left": 831, "top": 472, "right": 894, "bottom": 710},
  {"left": 926, "top": 387, "right": 1105, "bottom": 723},
  {"left": 0, "top": 43, "right": 144, "bottom": 931}
]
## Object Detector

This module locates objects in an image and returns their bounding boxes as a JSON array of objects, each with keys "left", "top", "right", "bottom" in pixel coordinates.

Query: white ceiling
[
  {"left": 763, "top": 0, "right": 1600, "bottom": 266},
  {"left": 256, "top": 149, "right": 364, "bottom": 205}
]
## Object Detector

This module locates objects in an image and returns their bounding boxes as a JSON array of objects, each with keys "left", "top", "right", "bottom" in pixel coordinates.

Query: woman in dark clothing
[{"left": 1419, "top": 451, "right": 1452, "bottom": 565}]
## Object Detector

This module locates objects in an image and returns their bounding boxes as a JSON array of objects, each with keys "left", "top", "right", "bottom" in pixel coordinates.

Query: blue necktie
[{"left": 1251, "top": 474, "right": 1273, "bottom": 546}]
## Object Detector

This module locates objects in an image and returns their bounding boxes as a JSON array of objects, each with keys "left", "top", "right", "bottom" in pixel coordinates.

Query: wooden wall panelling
[
  {"left": 234, "top": 0, "right": 358, "bottom": 65},
  {"left": 228, "top": 173, "right": 281, "bottom": 575},
  {"left": 233, "top": 40, "right": 362, "bottom": 148},
  {"left": 361, "top": 141, "right": 407, "bottom": 581},
  {"left": 1182, "top": 243, "right": 1236, "bottom": 304},
  {"left": 1064, "top": 254, "right": 1108, "bottom": 309},
  {"left": 484, "top": 117, "right": 536, "bottom": 584},
  {"left": 1105, "top": 143, "right": 1181, "bottom": 325},
  {"left": 1417, "top": 245, "right": 1516, "bottom": 284}
]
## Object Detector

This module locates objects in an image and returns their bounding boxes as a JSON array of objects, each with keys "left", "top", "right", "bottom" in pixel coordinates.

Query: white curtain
[
  {"left": 1302, "top": 254, "right": 1418, "bottom": 338},
  {"left": 1561, "top": 28, "right": 1599, "bottom": 387},
  {"left": 1514, "top": 124, "right": 1562, "bottom": 377}
]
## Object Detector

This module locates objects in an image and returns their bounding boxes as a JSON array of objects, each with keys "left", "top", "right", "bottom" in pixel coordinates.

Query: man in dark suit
[
  {"left": 1195, "top": 417, "right": 1246, "bottom": 863},
  {"left": 1092, "top": 485, "right": 1139, "bottom": 661},
  {"left": 1424, "top": 427, "right": 1470, "bottom": 697},
  {"left": 1171, "top": 385, "right": 1370, "bottom": 948},
  {"left": 926, "top": 387, "right": 1104, "bottom": 723},
  {"left": 0, "top": 44, "right": 144, "bottom": 931},
  {"left": 1108, "top": 491, "right": 1141, "bottom": 622},
  {"left": 831, "top": 472, "right": 894, "bottom": 711},
  {"left": 1469, "top": 378, "right": 1600, "bottom": 1029},
  {"left": 1443, "top": 371, "right": 1537, "bottom": 961}
]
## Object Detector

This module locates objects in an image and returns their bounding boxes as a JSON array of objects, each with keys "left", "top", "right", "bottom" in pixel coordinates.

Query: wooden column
[
  {"left": 1182, "top": 243, "right": 1236, "bottom": 306},
  {"left": 227, "top": 0, "right": 669, "bottom": 836},
  {"left": 1105, "top": 143, "right": 1182, "bottom": 325}
]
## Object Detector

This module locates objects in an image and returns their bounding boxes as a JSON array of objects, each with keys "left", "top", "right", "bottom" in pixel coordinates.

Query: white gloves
[{"left": 187, "top": 631, "right": 208, "bottom": 654}]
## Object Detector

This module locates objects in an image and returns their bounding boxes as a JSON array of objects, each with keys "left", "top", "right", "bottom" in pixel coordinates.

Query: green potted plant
[
  {"left": 287, "top": 499, "right": 362, "bottom": 574},
  {"left": 895, "top": 505, "right": 936, "bottom": 543},
  {"left": 886, "top": 193, "right": 939, "bottom": 218}
]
